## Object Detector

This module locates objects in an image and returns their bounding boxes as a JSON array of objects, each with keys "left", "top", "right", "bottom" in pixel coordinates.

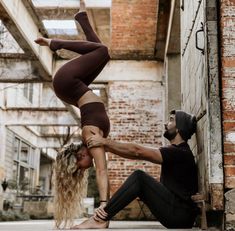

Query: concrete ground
[{"left": 0, "top": 219, "right": 201, "bottom": 231}]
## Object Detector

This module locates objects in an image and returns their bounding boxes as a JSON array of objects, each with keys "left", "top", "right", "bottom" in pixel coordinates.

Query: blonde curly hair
[{"left": 53, "top": 142, "right": 89, "bottom": 229}]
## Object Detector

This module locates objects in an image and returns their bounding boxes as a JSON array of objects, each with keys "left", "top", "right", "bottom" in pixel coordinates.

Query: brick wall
[
  {"left": 111, "top": 0, "right": 158, "bottom": 59},
  {"left": 107, "top": 81, "right": 164, "bottom": 195},
  {"left": 220, "top": 2, "right": 235, "bottom": 229},
  {"left": 220, "top": 0, "right": 235, "bottom": 189}
]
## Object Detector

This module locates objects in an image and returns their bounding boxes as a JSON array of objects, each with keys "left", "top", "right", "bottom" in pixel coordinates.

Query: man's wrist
[
  {"left": 100, "top": 201, "right": 108, "bottom": 206},
  {"left": 102, "top": 138, "right": 109, "bottom": 147}
]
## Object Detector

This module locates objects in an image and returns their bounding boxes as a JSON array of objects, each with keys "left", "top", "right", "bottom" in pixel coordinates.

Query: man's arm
[{"left": 86, "top": 132, "right": 163, "bottom": 164}]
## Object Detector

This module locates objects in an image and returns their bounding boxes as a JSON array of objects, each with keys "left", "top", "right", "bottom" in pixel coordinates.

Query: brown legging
[{"left": 51, "top": 12, "right": 110, "bottom": 106}]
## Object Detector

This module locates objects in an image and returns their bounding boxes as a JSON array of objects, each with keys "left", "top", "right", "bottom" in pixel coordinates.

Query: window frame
[{"left": 12, "top": 136, "right": 37, "bottom": 193}]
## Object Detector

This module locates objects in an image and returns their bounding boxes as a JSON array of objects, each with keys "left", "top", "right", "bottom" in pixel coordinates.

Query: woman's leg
[
  {"left": 51, "top": 44, "right": 110, "bottom": 86},
  {"left": 50, "top": 1, "right": 109, "bottom": 85},
  {"left": 35, "top": 0, "right": 110, "bottom": 87},
  {"left": 75, "top": 0, "right": 101, "bottom": 43},
  {"left": 50, "top": 0, "right": 102, "bottom": 52},
  {"left": 49, "top": 39, "right": 103, "bottom": 54},
  {"left": 75, "top": 11, "right": 101, "bottom": 44},
  {"left": 73, "top": 2, "right": 110, "bottom": 85},
  {"left": 73, "top": 11, "right": 111, "bottom": 85},
  {"left": 77, "top": 53, "right": 110, "bottom": 86}
]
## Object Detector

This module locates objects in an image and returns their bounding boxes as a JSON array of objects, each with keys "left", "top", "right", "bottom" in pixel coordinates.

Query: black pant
[{"left": 104, "top": 170, "right": 197, "bottom": 229}]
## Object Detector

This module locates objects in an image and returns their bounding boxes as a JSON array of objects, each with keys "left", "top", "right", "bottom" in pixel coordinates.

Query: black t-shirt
[{"left": 159, "top": 142, "right": 198, "bottom": 201}]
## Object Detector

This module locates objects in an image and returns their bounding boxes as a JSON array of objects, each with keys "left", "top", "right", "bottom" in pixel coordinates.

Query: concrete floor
[{"left": 0, "top": 219, "right": 201, "bottom": 231}]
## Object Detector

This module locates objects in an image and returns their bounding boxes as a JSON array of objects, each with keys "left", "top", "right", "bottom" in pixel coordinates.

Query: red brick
[
  {"left": 224, "top": 142, "right": 235, "bottom": 153},
  {"left": 223, "top": 122, "right": 235, "bottom": 132},
  {"left": 222, "top": 78, "right": 235, "bottom": 88},
  {"left": 223, "top": 111, "right": 235, "bottom": 120},
  {"left": 225, "top": 166, "right": 235, "bottom": 176},
  {"left": 222, "top": 100, "right": 235, "bottom": 111},
  {"left": 213, "top": 0, "right": 235, "bottom": 194},
  {"left": 222, "top": 57, "right": 235, "bottom": 67},
  {"left": 224, "top": 155, "right": 235, "bottom": 165},
  {"left": 111, "top": 0, "right": 158, "bottom": 58},
  {"left": 221, "top": 0, "right": 235, "bottom": 7}
]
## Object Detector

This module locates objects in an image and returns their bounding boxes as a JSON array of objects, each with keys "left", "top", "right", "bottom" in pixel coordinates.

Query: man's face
[
  {"left": 165, "top": 114, "right": 176, "bottom": 130},
  {"left": 163, "top": 114, "right": 178, "bottom": 141},
  {"left": 76, "top": 146, "right": 93, "bottom": 170}
]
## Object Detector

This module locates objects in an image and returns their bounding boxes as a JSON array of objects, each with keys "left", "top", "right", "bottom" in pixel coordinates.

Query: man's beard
[{"left": 163, "top": 127, "right": 177, "bottom": 141}]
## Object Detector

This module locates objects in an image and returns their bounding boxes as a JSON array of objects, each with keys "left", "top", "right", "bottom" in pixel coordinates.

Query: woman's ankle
[
  {"left": 74, "top": 1, "right": 87, "bottom": 21},
  {"left": 49, "top": 39, "right": 58, "bottom": 52},
  {"left": 74, "top": 11, "right": 87, "bottom": 21}
]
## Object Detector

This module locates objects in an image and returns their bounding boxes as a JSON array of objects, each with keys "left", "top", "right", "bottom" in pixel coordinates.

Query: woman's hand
[
  {"left": 86, "top": 131, "right": 106, "bottom": 148},
  {"left": 94, "top": 203, "right": 108, "bottom": 221}
]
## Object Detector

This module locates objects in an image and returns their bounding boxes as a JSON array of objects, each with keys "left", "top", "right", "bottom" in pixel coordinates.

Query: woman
[{"left": 35, "top": 0, "right": 109, "bottom": 229}]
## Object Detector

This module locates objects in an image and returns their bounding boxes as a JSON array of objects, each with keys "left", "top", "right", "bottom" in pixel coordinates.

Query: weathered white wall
[
  {"left": 180, "top": 0, "right": 224, "bottom": 214},
  {"left": 180, "top": 0, "right": 209, "bottom": 196},
  {"left": 5, "top": 129, "right": 15, "bottom": 181},
  {"left": 0, "top": 108, "right": 7, "bottom": 181},
  {"left": 2, "top": 83, "right": 63, "bottom": 108},
  {"left": 41, "top": 83, "right": 64, "bottom": 108},
  {"left": 181, "top": 0, "right": 207, "bottom": 115},
  {"left": 165, "top": 54, "right": 181, "bottom": 116},
  {"left": 0, "top": 21, "right": 23, "bottom": 53}
]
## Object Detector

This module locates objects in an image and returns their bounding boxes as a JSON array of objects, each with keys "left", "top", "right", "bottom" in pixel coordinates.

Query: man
[{"left": 74, "top": 110, "right": 198, "bottom": 229}]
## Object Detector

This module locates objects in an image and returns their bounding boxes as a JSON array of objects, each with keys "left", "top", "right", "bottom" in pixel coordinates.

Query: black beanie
[{"left": 170, "top": 110, "right": 197, "bottom": 141}]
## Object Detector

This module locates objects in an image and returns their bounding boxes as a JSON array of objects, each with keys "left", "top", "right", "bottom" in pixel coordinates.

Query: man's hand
[
  {"left": 87, "top": 131, "right": 106, "bottom": 149},
  {"left": 94, "top": 204, "right": 108, "bottom": 221}
]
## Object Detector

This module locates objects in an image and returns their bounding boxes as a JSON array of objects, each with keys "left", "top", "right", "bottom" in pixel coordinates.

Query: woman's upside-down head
[{"left": 53, "top": 141, "right": 93, "bottom": 228}]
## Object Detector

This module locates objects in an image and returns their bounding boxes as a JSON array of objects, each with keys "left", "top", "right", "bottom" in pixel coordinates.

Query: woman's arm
[
  {"left": 90, "top": 146, "right": 109, "bottom": 203},
  {"left": 82, "top": 127, "right": 109, "bottom": 204}
]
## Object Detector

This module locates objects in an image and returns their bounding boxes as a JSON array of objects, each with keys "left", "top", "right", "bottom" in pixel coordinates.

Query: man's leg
[
  {"left": 72, "top": 170, "right": 175, "bottom": 229},
  {"left": 103, "top": 169, "right": 175, "bottom": 225}
]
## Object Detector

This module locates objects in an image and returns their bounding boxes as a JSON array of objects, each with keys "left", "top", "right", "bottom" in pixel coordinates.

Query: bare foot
[
  {"left": 79, "top": 0, "right": 86, "bottom": 13},
  {"left": 70, "top": 217, "right": 109, "bottom": 229},
  {"left": 74, "top": 0, "right": 86, "bottom": 20},
  {"left": 34, "top": 37, "right": 51, "bottom": 47}
]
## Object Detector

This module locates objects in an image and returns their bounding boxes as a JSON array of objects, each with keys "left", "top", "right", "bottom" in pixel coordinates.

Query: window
[
  {"left": 29, "top": 148, "right": 36, "bottom": 168},
  {"left": 12, "top": 162, "right": 18, "bottom": 182},
  {"left": 23, "top": 83, "right": 33, "bottom": 103},
  {"left": 19, "top": 166, "right": 29, "bottom": 187},
  {"left": 13, "top": 138, "right": 20, "bottom": 160},
  {"left": 39, "top": 177, "right": 46, "bottom": 192},
  {"left": 91, "top": 84, "right": 108, "bottom": 107},
  {"left": 42, "top": 20, "right": 78, "bottom": 35},
  {"left": 13, "top": 137, "right": 36, "bottom": 192},
  {"left": 20, "top": 142, "right": 29, "bottom": 164}
]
